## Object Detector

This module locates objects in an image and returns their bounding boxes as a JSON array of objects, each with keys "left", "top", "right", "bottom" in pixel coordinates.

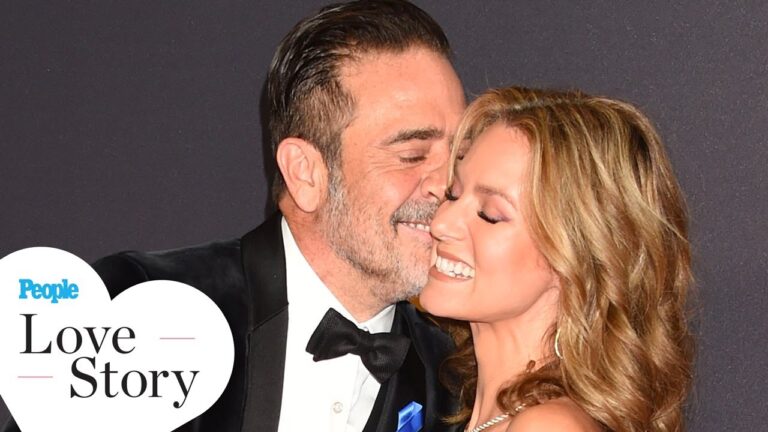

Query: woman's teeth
[{"left": 435, "top": 256, "right": 475, "bottom": 279}]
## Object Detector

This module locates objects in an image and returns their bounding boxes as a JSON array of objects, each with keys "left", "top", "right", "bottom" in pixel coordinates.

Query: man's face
[{"left": 320, "top": 47, "right": 465, "bottom": 305}]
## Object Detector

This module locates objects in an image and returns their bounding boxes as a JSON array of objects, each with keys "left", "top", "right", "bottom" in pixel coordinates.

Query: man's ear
[{"left": 275, "top": 138, "right": 328, "bottom": 213}]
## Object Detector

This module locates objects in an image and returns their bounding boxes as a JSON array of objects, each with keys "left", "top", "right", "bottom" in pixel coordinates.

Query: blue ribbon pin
[{"left": 397, "top": 401, "right": 424, "bottom": 432}]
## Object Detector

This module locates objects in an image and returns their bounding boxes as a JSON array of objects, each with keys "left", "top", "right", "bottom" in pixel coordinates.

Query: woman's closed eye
[{"left": 477, "top": 210, "right": 502, "bottom": 224}]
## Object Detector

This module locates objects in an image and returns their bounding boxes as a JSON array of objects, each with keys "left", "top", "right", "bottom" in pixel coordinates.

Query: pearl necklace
[{"left": 467, "top": 414, "right": 510, "bottom": 432}]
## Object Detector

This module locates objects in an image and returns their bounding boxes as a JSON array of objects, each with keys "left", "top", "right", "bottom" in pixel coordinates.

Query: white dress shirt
[{"left": 276, "top": 218, "right": 396, "bottom": 432}]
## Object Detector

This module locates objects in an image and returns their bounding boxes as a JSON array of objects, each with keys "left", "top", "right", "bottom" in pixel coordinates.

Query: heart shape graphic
[{"left": 0, "top": 247, "right": 234, "bottom": 432}]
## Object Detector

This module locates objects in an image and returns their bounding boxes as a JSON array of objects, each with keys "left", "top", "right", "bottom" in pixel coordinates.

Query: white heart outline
[{"left": 0, "top": 247, "right": 235, "bottom": 432}]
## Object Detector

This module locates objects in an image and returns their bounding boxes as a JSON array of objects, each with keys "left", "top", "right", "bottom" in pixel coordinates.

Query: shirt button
[{"left": 332, "top": 402, "right": 344, "bottom": 414}]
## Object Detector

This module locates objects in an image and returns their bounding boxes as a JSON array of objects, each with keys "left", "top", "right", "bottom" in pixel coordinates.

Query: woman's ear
[{"left": 275, "top": 138, "right": 328, "bottom": 213}]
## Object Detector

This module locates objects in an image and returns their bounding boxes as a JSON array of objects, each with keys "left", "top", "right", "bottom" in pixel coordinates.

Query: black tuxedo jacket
[{"left": 2, "top": 213, "right": 460, "bottom": 432}]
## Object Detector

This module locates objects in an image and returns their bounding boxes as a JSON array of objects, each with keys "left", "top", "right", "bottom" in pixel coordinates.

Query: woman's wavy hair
[{"left": 439, "top": 87, "right": 694, "bottom": 432}]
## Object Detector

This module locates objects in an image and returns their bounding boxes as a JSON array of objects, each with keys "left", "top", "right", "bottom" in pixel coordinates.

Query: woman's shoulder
[{"left": 504, "top": 398, "right": 601, "bottom": 432}]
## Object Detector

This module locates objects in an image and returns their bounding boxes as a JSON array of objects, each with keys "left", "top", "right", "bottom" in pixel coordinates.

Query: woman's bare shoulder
[{"left": 504, "top": 398, "right": 601, "bottom": 432}]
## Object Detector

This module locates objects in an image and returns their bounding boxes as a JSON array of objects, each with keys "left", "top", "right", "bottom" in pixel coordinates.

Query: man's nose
[{"left": 420, "top": 159, "right": 449, "bottom": 202}]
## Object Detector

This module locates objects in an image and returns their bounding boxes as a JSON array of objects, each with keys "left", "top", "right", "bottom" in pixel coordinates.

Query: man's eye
[
  {"left": 399, "top": 155, "right": 427, "bottom": 163},
  {"left": 478, "top": 210, "right": 501, "bottom": 224},
  {"left": 445, "top": 190, "right": 458, "bottom": 201}
]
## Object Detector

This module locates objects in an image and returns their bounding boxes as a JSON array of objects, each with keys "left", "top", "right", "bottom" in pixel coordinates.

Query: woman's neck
[{"left": 466, "top": 290, "right": 558, "bottom": 430}]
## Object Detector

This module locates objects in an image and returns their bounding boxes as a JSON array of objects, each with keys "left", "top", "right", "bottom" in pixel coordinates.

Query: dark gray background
[{"left": 1, "top": 1, "right": 766, "bottom": 430}]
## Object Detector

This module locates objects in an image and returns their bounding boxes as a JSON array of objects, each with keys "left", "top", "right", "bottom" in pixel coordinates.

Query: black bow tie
[{"left": 306, "top": 308, "right": 411, "bottom": 383}]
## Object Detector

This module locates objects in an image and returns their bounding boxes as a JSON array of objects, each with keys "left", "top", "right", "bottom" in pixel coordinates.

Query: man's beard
[{"left": 320, "top": 169, "right": 437, "bottom": 305}]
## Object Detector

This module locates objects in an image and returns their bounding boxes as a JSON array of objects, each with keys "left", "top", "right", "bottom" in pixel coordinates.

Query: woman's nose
[{"left": 430, "top": 198, "right": 464, "bottom": 242}]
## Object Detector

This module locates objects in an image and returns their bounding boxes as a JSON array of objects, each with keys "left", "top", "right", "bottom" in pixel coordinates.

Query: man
[{"left": 2, "top": 1, "right": 465, "bottom": 431}]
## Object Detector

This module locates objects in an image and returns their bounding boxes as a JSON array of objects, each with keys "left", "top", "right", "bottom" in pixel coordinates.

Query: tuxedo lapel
[
  {"left": 363, "top": 302, "right": 426, "bottom": 432},
  {"left": 363, "top": 302, "right": 461, "bottom": 432},
  {"left": 241, "top": 213, "right": 288, "bottom": 327},
  {"left": 371, "top": 347, "right": 427, "bottom": 432},
  {"left": 404, "top": 304, "right": 462, "bottom": 432},
  {"left": 241, "top": 309, "right": 287, "bottom": 432},
  {"left": 238, "top": 213, "right": 289, "bottom": 432}
]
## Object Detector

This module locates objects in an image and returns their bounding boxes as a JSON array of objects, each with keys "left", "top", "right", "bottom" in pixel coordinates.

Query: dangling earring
[{"left": 554, "top": 328, "right": 563, "bottom": 360}]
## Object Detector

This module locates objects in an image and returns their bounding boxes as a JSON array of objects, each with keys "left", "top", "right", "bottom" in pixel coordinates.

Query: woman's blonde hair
[{"left": 440, "top": 87, "right": 694, "bottom": 432}]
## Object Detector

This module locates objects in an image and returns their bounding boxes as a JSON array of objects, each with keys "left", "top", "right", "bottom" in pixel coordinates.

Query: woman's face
[{"left": 420, "top": 123, "right": 559, "bottom": 323}]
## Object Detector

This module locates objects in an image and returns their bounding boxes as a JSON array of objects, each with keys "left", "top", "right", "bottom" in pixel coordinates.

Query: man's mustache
[{"left": 391, "top": 201, "right": 439, "bottom": 226}]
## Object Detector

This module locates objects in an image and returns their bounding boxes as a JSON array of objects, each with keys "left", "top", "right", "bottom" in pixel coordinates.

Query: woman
[{"left": 420, "top": 87, "right": 693, "bottom": 432}]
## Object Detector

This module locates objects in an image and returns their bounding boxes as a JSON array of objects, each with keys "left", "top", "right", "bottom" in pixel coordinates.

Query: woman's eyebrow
[{"left": 475, "top": 184, "right": 517, "bottom": 208}]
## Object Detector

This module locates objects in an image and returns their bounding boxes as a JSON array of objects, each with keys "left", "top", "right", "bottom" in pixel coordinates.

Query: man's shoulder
[
  {"left": 93, "top": 238, "right": 243, "bottom": 299},
  {"left": 398, "top": 301, "right": 449, "bottom": 336},
  {"left": 397, "top": 301, "right": 455, "bottom": 361}
]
